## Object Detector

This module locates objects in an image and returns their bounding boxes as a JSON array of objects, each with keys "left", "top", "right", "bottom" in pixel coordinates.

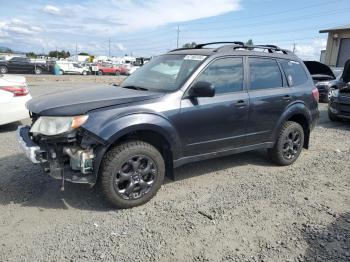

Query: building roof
[{"left": 319, "top": 24, "right": 350, "bottom": 33}]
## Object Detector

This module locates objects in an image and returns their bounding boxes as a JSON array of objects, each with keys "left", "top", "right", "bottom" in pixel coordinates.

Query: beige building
[{"left": 320, "top": 24, "right": 350, "bottom": 67}]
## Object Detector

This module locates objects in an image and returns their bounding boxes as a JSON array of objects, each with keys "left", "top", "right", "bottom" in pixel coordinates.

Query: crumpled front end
[{"left": 17, "top": 113, "right": 107, "bottom": 186}]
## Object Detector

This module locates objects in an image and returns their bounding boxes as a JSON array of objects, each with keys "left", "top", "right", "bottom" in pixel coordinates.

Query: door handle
[
  {"left": 282, "top": 95, "right": 291, "bottom": 101},
  {"left": 236, "top": 100, "right": 247, "bottom": 107}
]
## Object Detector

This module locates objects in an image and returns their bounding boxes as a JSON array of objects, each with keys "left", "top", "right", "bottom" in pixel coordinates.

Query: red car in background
[{"left": 97, "top": 63, "right": 126, "bottom": 75}]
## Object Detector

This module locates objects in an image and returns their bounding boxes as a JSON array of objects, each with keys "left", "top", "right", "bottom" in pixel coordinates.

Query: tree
[
  {"left": 78, "top": 52, "right": 89, "bottom": 56},
  {"left": 245, "top": 39, "right": 253, "bottom": 46},
  {"left": 48, "top": 50, "right": 71, "bottom": 59},
  {"left": 26, "top": 52, "right": 37, "bottom": 58},
  {"left": 245, "top": 39, "right": 254, "bottom": 50},
  {"left": 182, "top": 42, "right": 197, "bottom": 48}
]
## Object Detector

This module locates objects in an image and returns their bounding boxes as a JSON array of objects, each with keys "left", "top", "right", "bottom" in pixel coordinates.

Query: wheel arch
[
  {"left": 272, "top": 103, "right": 312, "bottom": 149},
  {"left": 89, "top": 113, "right": 182, "bottom": 181}
]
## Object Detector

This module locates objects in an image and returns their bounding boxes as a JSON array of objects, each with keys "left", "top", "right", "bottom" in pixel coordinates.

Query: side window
[
  {"left": 249, "top": 58, "right": 283, "bottom": 90},
  {"left": 195, "top": 57, "right": 243, "bottom": 94},
  {"left": 279, "top": 59, "right": 308, "bottom": 86}
]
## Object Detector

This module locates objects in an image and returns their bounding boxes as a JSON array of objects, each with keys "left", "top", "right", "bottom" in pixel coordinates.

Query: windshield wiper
[{"left": 121, "top": 85, "right": 149, "bottom": 91}]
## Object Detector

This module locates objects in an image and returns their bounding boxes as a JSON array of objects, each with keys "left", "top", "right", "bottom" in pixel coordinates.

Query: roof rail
[
  {"left": 195, "top": 41, "right": 244, "bottom": 48},
  {"left": 232, "top": 44, "right": 289, "bottom": 54},
  {"left": 169, "top": 41, "right": 244, "bottom": 52},
  {"left": 169, "top": 42, "right": 291, "bottom": 55}
]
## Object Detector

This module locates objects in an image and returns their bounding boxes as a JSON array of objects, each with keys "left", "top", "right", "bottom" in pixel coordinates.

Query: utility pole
[
  {"left": 75, "top": 41, "right": 78, "bottom": 61},
  {"left": 176, "top": 26, "right": 180, "bottom": 48},
  {"left": 292, "top": 43, "right": 296, "bottom": 53},
  {"left": 108, "top": 38, "right": 111, "bottom": 58}
]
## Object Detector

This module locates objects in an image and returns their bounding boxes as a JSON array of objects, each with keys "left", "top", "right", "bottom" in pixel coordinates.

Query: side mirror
[{"left": 189, "top": 81, "right": 215, "bottom": 98}]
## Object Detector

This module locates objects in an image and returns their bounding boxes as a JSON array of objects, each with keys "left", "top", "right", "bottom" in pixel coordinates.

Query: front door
[{"left": 177, "top": 57, "right": 249, "bottom": 156}]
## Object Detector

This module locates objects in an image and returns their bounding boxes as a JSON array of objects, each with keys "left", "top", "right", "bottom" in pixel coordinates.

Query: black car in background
[
  {"left": 304, "top": 61, "right": 347, "bottom": 102},
  {"left": 328, "top": 60, "right": 350, "bottom": 121},
  {"left": 17, "top": 42, "right": 319, "bottom": 208},
  {"left": 0, "top": 57, "right": 48, "bottom": 75}
]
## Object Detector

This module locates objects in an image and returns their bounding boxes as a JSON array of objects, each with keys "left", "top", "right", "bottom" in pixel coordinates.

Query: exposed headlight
[{"left": 30, "top": 115, "right": 89, "bottom": 136}]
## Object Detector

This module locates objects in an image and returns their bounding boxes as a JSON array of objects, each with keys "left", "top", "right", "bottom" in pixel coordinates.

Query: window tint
[
  {"left": 249, "top": 58, "right": 282, "bottom": 90},
  {"left": 279, "top": 59, "right": 308, "bottom": 86},
  {"left": 196, "top": 57, "right": 243, "bottom": 94},
  {"left": 11, "top": 57, "right": 26, "bottom": 62}
]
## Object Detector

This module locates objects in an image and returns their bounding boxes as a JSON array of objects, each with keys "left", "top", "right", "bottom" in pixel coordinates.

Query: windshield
[{"left": 121, "top": 54, "right": 206, "bottom": 92}]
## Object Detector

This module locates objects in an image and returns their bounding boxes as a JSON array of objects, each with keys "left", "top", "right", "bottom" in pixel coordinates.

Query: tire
[
  {"left": 0, "top": 66, "right": 8, "bottom": 74},
  {"left": 325, "top": 87, "right": 335, "bottom": 103},
  {"left": 98, "top": 70, "right": 103, "bottom": 76},
  {"left": 328, "top": 109, "right": 339, "bottom": 122},
  {"left": 82, "top": 70, "right": 88, "bottom": 76},
  {"left": 59, "top": 69, "right": 64, "bottom": 75},
  {"left": 34, "top": 67, "right": 42, "bottom": 75},
  {"left": 268, "top": 121, "right": 304, "bottom": 166},
  {"left": 115, "top": 71, "right": 120, "bottom": 76},
  {"left": 100, "top": 140, "right": 165, "bottom": 209}
]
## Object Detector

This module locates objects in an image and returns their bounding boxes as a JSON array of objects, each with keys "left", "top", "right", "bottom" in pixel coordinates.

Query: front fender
[{"left": 85, "top": 113, "right": 182, "bottom": 159}]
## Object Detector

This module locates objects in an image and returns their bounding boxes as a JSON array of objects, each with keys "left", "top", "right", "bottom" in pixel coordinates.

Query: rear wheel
[
  {"left": 268, "top": 121, "right": 304, "bottom": 166},
  {"left": 59, "top": 69, "right": 64, "bottom": 75},
  {"left": 82, "top": 70, "right": 88, "bottom": 76},
  {"left": 0, "top": 66, "right": 8, "bottom": 74},
  {"left": 100, "top": 141, "right": 165, "bottom": 209},
  {"left": 98, "top": 70, "right": 103, "bottom": 76}
]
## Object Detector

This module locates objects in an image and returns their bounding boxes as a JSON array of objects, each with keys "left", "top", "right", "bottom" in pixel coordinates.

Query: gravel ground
[{"left": 0, "top": 75, "right": 349, "bottom": 262}]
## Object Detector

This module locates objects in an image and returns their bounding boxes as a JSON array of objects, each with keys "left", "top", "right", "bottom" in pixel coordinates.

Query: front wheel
[
  {"left": 328, "top": 109, "right": 340, "bottom": 122},
  {"left": 82, "top": 70, "right": 88, "bottom": 76},
  {"left": 0, "top": 66, "right": 8, "bottom": 74},
  {"left": 100, "top": 141, "right": 165, "bottom": 209},
  {"left": 325, "top": 87, "right": 335, "bottom": 103},
  {"left": 268, "top": 121, "right": 304, "bottom": 166}
]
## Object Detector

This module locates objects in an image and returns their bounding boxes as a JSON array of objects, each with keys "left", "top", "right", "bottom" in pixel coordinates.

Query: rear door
[{"left": 246, "top": 57, "right": 292, "bottom": 145}]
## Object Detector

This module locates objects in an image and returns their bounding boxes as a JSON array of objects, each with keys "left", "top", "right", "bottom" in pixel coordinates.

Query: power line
[{"left": 179, "top": 0, "right": 344, "bottom": 26}]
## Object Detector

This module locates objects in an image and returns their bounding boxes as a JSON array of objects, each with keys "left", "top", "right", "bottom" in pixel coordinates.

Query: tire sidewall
[
  {"left": 270, "top": 121, "right": 304, "bottom": 166},
  {"left": 101, "top": 141, "right": 165, "bottom": 208}
]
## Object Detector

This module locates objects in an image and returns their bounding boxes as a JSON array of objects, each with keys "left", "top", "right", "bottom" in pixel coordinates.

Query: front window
[
  {"left": 121, "top": 54, "right": 206, "bottom": 92},
  {"left": 194, "top": 57, "right": 244, "bottom": 94}
]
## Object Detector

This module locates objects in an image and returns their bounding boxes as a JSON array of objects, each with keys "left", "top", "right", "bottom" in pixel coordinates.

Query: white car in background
[
  {"left": 0, "top": 74, "right": 31, "bottom": 125},
  {"left": 56, "top": 61, "right": 90, "bottom": 75}
]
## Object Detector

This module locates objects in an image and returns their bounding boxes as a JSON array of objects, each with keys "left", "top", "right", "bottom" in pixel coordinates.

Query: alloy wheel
[
  {"left": 113, "top": 155, "right": 157, "bottom": 200},
  {"left": 282, "top": 129, "right": 302, "bottom": 160}
]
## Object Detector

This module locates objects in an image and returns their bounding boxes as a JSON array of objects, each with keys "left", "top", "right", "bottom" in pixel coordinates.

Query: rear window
[{"left": 279, "top": 60, "right": 308, "bottom": 86}]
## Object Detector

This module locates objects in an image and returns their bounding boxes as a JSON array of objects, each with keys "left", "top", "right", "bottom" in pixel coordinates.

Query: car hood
[
  {"left": 26, "top": 85, "right": 163, "bottom": 116},
  {"left": 0, "top": 74, "right": 26, "bottom": 86},
  {"left": 303, "top": 61, "right": 336, "bottom": 80}
]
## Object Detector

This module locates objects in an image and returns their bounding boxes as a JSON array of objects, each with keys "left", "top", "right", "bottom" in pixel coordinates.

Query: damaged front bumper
[{"left": 16, "top": 125, "right": 106, "bottom": 185}]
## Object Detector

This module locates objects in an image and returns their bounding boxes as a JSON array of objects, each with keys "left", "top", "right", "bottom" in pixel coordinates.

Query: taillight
[
  {"left": 0, "top": 86, "right": 29, "bottom": 97},
  {"left": 312, "top": 87, "right": 319, "bottom": 102}
]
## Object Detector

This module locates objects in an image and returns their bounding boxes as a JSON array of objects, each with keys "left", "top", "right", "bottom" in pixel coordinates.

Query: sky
[{"left": 0, "top": 0, "right": 349, "bottom": 60}]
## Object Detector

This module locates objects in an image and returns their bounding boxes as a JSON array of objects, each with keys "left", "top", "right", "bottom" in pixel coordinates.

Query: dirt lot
[{"left": 0, "top": 75, "right": 349, "bottom": 262}]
